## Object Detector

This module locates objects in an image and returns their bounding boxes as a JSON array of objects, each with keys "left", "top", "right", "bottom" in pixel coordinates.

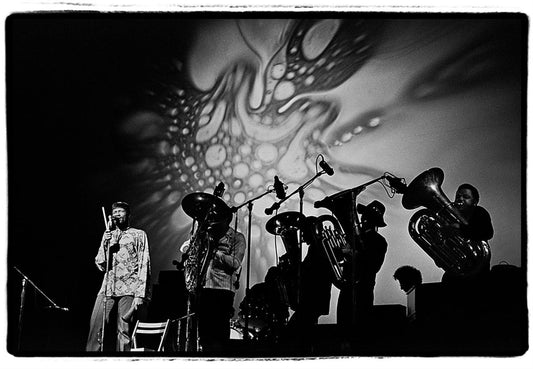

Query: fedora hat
[{"left": 357, "top": 200, "right": 386, "bottom": 227}]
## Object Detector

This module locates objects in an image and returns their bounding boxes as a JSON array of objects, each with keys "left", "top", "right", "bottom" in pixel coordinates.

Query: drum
[
  {"left": 229, "top": 319, "right": 254, "bottom": 340},
  {"left": 238, "top": 301, "right": 271, "bottom": 331}
]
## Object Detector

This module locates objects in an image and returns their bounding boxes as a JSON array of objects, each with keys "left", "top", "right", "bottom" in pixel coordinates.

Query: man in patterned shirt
[{"left": 86, "top": 201, "right": 152, "bottom": 352}]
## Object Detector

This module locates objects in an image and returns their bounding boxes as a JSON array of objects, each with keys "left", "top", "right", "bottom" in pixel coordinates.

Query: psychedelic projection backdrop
[{"left": 101, "top": 18, "right": 522, "bottom": 323}]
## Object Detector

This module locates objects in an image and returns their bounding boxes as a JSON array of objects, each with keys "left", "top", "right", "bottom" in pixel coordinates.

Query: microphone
[
  {"left": 108, "top": 215, "right": 116, "bottom": 230},
  {"left": 265, "top": 176, "right": 288, "bottom": 214},
  {"left": 214, "top": 182, "right": 225, "bottom": 197},
  {"left": 319, "top": 159, "right": 334, "bottom": 176},
  {"left": 273, "top": 176, "right": 287, "bottom": 200},
  {"left": 385, "top": 175, "right": 407, "bottom": 194},
  {"left": 265, "top": 203, "right": 280, "bottom": 215}
]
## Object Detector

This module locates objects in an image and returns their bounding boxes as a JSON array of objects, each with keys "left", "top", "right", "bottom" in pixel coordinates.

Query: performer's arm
[
  {"left": 95, "top": 231, "right": 112, "bottom": 272},
  {"left": 133, "top": 231, "right": 152, "bottom": 304},
  {"left": 461, "top": 207, "right": 494, "bottom": 241},
  {"left": 370, "top": 237, "right": 388, "bottom": 274},
  {"left": 214, "top": 232, "right": 246, "bottom": 273}
]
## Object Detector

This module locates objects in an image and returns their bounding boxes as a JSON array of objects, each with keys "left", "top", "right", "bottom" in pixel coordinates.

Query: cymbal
[
  {"left": 181, "top": 192, "right": 231, "bottom": 221},
  {"left": 265, "top": 211, "right": 305, "bottom": 235}
]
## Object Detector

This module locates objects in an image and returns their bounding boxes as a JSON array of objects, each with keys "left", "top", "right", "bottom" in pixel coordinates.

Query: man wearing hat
[
  {"left": 287, "top": 215, "right": 335, "bottom": 329},
  {"left": 337, "top": 200, "right": 388, "bottom": 326},
  {"left": 86, "top": 201, "right": 152, "bottom": 351},
  {"left": 180, "top": 211, "right": 246, "bottom": 352}
]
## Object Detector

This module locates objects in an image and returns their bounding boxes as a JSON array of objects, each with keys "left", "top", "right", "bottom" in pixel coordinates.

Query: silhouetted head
[
  {"left": 393, "top": 265, "right": 422, "bottom": 293},
  {"left": 357, "top": 200, "right": 386, "bottom": 228}
]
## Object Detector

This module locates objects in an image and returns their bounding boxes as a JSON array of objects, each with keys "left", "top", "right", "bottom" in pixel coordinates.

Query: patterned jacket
[{"left": 95, "top": 227, "right": 152, "bottom": 300}]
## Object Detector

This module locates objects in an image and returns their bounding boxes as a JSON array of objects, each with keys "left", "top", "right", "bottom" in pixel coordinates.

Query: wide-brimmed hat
[{"left": 357, "top": 200, "right": 386, "bottom": 227}]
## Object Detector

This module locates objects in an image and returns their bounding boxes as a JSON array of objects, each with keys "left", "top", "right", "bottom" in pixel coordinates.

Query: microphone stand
[
  {"left": 265, "top": 169, "right": 329, "bottom": 307},
  {"left": 312, "top": 173, "right": 405, "bottom": 325},
  {"left": 231, "top": 187, "right": 276, "bottom": 341},
  {"left": 349, "top": 176, "right": 391, "bottom": 326},
  {"left": 100, "top": 239, "right": 112, "bottom": 352},
  {"left": 13, "top": 266, "right": 69, "bottom": 351}
]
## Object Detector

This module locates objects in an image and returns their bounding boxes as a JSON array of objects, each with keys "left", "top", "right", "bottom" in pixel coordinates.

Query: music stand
[{"left": 13, "top": 266, "right": 69, "bottom": 351}]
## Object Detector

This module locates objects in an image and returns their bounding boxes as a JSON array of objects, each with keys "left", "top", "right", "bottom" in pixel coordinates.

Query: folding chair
[{"left": 131, "top": 319, "right": 170, "bottom": 352}]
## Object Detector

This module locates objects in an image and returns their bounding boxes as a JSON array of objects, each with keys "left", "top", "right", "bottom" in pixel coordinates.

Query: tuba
[
  {"left": 265, "top": 211, "right": 304, "bottom": 309},
  {"left": 314, "top": 189, "right": 362, "bottom": 288},
  {"left": 183, "top": 221, "right": 215, "bottom": 294},
  {"left": 183, "top": 184, "right": 230, "bottom": 295},
  {"left": 313, "top": 214, "right": 351, "bottom": 289},
  {"left": 179, "top": 184, "right": 229, "bottom": 352},
  {"left": 402, "top": 168, "right": 491, "bottom": 277}
]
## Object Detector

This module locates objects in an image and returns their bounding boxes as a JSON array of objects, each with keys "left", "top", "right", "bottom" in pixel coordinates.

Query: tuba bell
[
  {"left": 182, "top": 184, "right": 231, "bottom": 295},
  {"left": 265, "top": 211, "right": 306, "bottom": 309},
  {"left": 402, "top": 168, "right": 491, "bottom": 277}
]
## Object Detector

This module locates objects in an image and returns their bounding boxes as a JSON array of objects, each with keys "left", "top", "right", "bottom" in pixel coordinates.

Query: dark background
[{"left": 6, "top": 13, "right": 197, "bottom": 354}]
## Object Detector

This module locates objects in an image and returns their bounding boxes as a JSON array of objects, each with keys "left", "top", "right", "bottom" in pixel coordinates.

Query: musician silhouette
[
  {"left": 337, "top": 200, "right": 388, "bottom": 326},
  {"left": 287, "top": 216, "right": 334, "bottom": 328},
  {"left": 442, "top": 183, "right": 494, "bottom": 284}
]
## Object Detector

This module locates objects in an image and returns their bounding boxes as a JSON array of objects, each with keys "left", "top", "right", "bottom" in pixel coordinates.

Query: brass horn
[
  {"left": 402, "top": 168, "right": 490, "bottom": 277},
  {"left": 313, "top": 214, "right": 351, "bottom": 289},
  {"left": 265, "top": 211, "right": 305, "bottom": 257}
]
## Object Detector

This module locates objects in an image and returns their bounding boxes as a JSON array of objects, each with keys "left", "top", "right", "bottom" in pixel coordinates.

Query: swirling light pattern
[{"left": 118, "top": 18, "right": 522, "bottom": 322}]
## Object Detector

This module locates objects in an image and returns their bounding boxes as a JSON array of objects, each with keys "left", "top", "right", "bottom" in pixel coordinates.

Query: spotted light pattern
[
  {"left": 118, "top": 19, "right": 522, "bottom": 321},
  {"left": 122, "top": 19, "right": 381, "bottom": 279}
]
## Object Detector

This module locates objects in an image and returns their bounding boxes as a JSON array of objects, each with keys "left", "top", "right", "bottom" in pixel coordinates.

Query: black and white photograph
[{"left": 3, "top": 7, "right": 528, "bottom": 363}]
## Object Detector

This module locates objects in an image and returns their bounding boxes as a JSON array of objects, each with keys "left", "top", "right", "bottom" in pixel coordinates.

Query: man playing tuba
[
  {"left": 287, "top": 216, "right": 335, "bottom": 329},
  {"left": 441, "top": 183, "right": 494, "bottom": 284},
  {"left": 180, "top": 212, "right": 246, "bottom": 352},
  {"left": 337, "top": 200, "right": 388, "bottom": 326}
]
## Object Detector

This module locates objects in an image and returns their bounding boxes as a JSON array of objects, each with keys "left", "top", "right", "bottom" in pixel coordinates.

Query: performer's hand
[
  {"left": 217, "top": 245, "right": 230, "bottom": 254},
  {"left": 180, "top": 239, "right": 191, "bottom": 253},
  {"left": 132, "top": 297, "right": 145, "bottom": 309},
  {"left": 341, "top": 246, "right": 353, "bottom": 256},
  {"left": 103, "top": 230, "right": 112, "bottom": 242},
  {"left": 448, "top": 222, "right": 461, "bottom": 230},
  {"left": 443, "top": 223, "right": 461, "bottom": 237}
]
